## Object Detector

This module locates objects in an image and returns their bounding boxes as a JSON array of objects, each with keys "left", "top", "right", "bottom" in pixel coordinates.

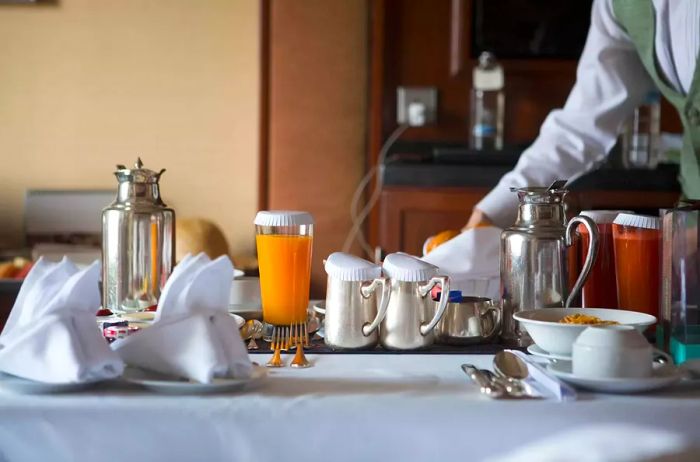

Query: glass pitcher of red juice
[
  {"left": 578, "top": 210, "right": 631, "bottom": 308},
  {"left": 612, "top": 213, "right": 661, "bottom": 320}
]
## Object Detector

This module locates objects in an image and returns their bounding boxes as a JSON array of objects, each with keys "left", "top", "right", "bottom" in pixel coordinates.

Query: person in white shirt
[{"left": 465, "top": 0, "right": 700, "bottom": 230}]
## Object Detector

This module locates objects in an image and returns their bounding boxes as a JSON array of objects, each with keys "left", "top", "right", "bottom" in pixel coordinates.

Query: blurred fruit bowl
[{"left": 0, "top": 257, "right": 33, "bottom": 280}]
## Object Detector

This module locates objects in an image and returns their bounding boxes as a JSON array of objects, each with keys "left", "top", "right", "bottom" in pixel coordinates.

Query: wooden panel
[
  {"left": 267, "top": 0, "right": 368, "bottom": 296},
  {"left": 378, "top": 187, "right": 488, "bottom": 254}
]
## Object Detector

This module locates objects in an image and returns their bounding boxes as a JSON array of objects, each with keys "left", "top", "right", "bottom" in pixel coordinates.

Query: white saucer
[
  {"left": 527, "top": 344, "right": 572, "bottom": 362},
  {"left": 547, "top": 361, "right": 684, "bottom": 393},
  {"left": 0, "top": 373, "right": 104, "bottom": 394},
  {"left": 121, "top": 364, "right": 267, "bottom": 394}
]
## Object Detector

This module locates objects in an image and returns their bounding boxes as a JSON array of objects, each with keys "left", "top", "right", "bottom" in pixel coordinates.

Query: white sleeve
[{"left": 475, "top": 0, "right": 656, "bottom": 228}]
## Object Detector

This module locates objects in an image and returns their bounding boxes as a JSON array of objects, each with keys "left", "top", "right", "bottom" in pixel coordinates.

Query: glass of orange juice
[{"left": 254, "top": 211, "right": 314, "bottom": 327}]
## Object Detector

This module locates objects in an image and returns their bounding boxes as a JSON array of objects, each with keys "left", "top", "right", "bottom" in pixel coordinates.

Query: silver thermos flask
[
  {"left": 500, "top": 181, "right": 598, "bottom": 346},
  {"left": 102, "top": 158, "right": 175, "bottom": 313}
]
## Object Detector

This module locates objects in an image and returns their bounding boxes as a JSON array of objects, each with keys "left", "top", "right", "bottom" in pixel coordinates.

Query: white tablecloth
[{"left": 1, "top": 354, "right": 699, "bottom": 462}]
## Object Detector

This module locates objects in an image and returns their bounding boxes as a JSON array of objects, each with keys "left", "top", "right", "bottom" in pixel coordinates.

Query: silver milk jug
[
  {"left": 380, "top": 252, "right": 451, "bottom": 350},
  {"left": 102, "top": 158, "right": 175, "bottom": 313},
  {"left": 501, "top": 182, "right": 598, "bottom": 345},
  {"left": 323, "top": 252, "right": 391, "bottom": 350}
]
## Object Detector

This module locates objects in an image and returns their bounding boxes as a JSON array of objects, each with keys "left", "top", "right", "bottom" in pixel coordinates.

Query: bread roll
[{"left": 175, "top": 218, "right": 230, "bottom": 262}]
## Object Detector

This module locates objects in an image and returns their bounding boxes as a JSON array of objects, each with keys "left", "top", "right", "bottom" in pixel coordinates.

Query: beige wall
[{"left": 0, "top": 0, "right": 259, "bottom": 256}]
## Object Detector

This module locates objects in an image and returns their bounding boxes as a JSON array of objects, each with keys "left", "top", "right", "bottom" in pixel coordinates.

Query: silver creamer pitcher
[
  {"left": 501, "top": 181, "right": 598, "bottom": 346},
  {"left": 380, "top": 253, "right": 450, "bottom": 350},
  {"left": 323, "top": 252, "right": 390, "bottom": 350},
  {"left": 102, "top": 158, "right": 175, "bottom": 313}
]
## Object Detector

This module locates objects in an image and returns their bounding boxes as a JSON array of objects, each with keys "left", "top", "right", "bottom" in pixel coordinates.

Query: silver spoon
[
  {"left": 493, "top": 351, "right": 539, "bottom": 398},
  {"left": 461, "top": 364, "right": 506, "bottom": 398}
]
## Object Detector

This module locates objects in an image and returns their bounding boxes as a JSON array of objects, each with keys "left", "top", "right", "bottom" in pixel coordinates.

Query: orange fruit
[{"left": 424, "top": 229, "right": 460, "bottom": 254}]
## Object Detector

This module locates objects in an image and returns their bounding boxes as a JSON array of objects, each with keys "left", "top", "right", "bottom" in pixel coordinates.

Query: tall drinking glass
[
  {"left": 612, "top": 213, "right": 661, "bottom": 322},
  {"left": 254, "top": 211, "right": 314, "bottom": 367}
]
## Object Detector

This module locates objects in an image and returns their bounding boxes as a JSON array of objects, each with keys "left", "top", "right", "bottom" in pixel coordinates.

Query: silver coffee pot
[
  {"left": 322, "top": 252, "right": 390, "bottom": 350},
  {"left": 500, "top": 181, "right": 598, "bottom": 345},
  {"left": 380, "top": 253, "right": 451, "bottom": 350},
  {"left": 102, "top": 158, "right": 175, "bottom": 313}
]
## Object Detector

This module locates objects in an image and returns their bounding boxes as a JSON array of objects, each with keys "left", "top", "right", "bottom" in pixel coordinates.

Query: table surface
[{"left": 1, "top": 354, "right": 699, "bottom": 462}]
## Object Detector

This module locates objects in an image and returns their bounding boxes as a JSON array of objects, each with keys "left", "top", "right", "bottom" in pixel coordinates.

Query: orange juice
[{"left": 256, "top": 234, "right": 313, "bottom": 325}]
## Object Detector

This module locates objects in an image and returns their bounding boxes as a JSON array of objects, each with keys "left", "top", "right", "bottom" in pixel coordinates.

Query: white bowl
[{"left": 513, "top": 308, "right": 656, "bottom": 356}]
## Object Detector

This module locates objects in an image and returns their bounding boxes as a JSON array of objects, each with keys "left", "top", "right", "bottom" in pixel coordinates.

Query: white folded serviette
[
  {"left": 422, "top": 227, "right": 502, "bottom": 299},
  {"left": 112, "top": 253, "right": 252, "bottom": 383},
  {"left": 0, "top": 257, "right": 124, "bottom": 383},
  {"left": 506, "top": 349, "right": 577, "bottom": 401}
]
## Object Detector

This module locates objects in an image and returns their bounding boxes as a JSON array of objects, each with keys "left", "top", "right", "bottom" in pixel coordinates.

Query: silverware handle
[
  {"left": 419, "top": 276, "right": 450, "bottom": 336},
  {"left": 565, "top": 215, "right": 599, "bottom": 308},
  {"left": 461, "top": 364, "right": 503, "bottom": 397},
  {"left": 361, "top": 277, "right": 390, "bottom": 336},
  {"left": 480, "top": 302, "right": 502, "bottom": 339}
]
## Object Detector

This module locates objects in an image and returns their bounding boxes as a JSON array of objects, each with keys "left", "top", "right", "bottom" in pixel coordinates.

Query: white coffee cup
[
  {"left": 572, "top": 325, "right": 652, "bottom": 379},
  {"left": 229, "top": 276, "right": 261, "bottom": 307}
]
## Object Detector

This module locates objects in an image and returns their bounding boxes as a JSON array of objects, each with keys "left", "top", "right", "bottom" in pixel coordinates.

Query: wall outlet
[{"left": 396, "top": 86, "right": 437, "bottom": 126}]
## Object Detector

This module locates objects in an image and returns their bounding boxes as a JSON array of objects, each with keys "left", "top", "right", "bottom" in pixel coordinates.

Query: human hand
[{"left": 462, "top": 208, "right": 493, "bottom": 232}]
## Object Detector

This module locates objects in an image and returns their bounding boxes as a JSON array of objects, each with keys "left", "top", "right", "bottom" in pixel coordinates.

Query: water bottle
[
  {"left": 469, "top": 52, "right": 505, "bottom": 151},
  {"left": 621, "top": 91, "right": 661, "bottom": 169}
]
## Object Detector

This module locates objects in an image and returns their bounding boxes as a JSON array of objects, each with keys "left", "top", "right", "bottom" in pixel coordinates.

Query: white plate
[
  {"left": 229, "top": 313, "right": 245, "bottom": 329},
  {"left": 233, "top": 269, "right": 245, "bottom": 279},
  {"left": 527, "top": 344, "right": 572, "bottom": 362},
  {"left": 121, "top": 365, "right": 267, "bottom": 394},
  {"left": 0, "top": 373, "right": 104, "bottom": 394},
  {"left": 547, "top": 361, "right": 684, "bottom": 393}
]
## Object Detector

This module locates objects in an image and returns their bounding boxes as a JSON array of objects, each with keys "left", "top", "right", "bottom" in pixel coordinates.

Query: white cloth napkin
[
  {"left": 0, "top": 258, "right": 124, "bottom": 383},
  {"left": 112, "top": 253, "right": 252, "bottom": 383},
  {"left": 422, "top": 227, "right": 502, "bottom": 299},
  {"left": 506, "top": 349, "right": 577, "bottom": 401}
]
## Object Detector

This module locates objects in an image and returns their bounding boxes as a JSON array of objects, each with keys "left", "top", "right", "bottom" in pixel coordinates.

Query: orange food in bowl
[{"left": 424, "top": 229, "right": 460, "bottom": 254}]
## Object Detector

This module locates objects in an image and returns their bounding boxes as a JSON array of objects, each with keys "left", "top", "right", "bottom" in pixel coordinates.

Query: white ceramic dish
[
  {"left": 0, "top": 373, "right": 104, "bottom": 394},
  {"left": 527, "top": 344, "right": 572, "bottom": 362},
  {"left": 514, "top": 308, "right": 656, "bottom": 356},
  {"left": 121, "top": 364, "right": 267, "bottom": 394},
  {"left": 547, "top": 361, "right": 684, "bottom": 393},
  {"left": 233, "top": 269, "right": 245, "bottom": 279}
]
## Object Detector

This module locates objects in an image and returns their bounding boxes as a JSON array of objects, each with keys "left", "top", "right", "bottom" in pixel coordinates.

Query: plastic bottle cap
[
  {"left": 254, "top": 210, "right": 314, "bottom": 227},
  {"left": 324, "top": 252, "right": 381, "bottom": 282},
  {"left": 382, "top": 252, "right": 438, "bottom": 282},
  {"left": 448, "top": 290, "right": 463, "bottom": 302},
  {"left": 612, "top": 213, "right": 661, "bottom": 230},
  {"left": 579, "top": 210, "right": 634, "bottom": 225}
]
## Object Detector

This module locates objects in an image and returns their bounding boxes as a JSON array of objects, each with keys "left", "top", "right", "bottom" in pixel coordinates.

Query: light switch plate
[{"left": 396, "top": 86, "right": 438, "bottom": 125}]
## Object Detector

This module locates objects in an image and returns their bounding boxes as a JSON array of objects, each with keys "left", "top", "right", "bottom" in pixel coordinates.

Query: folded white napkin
[
  {"left": 506, "top": 349, "right": 577, "bottom": 401},
  {"left": 112, "top": 253, "right": 252, "bottom": 383},
  {"left": 0, "top": 257, "right": 124, "bottom": 383},
  {"left": 422, "top": 227, "right": 502, "bottom": 299}
]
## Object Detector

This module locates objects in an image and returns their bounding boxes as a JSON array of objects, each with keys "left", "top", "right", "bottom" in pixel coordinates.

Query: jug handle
[
  {"left": 417, "top": 276, "right": 451, "bottom": 336},
  {"left": 360, "top": 277, "right": 391, "bottom": 337},
  {"left": 480, "top": 301, "right": 502, "bottom": 339},
  {"left": 565, "top": 215, "right": 599, "bottom": 308}
]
